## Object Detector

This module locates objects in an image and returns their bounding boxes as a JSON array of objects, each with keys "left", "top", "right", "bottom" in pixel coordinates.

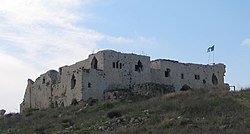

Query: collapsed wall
[
  {"left": 20, "top": 70, "right": 58, "bottom": 111},
  {"left": 20, "top": 50, "right": 228, "bottom": 112}
]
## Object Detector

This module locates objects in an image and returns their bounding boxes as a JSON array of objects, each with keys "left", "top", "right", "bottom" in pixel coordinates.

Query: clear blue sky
[{"left": 0, "top": 0, "right": 250, "bottom": 112}]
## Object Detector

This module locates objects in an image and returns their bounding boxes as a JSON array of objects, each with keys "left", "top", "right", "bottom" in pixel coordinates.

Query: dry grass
[
  {"left": 1, "top": 89, "right": 250, "bottom": 134},
  {"left": 162, "top": 90, "right": 190, "bottom": 99}
]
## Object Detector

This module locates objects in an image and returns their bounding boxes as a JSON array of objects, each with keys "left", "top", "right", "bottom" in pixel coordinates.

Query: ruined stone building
[{"left": 20, "top": 50, "right": 227, "bottom": 112}]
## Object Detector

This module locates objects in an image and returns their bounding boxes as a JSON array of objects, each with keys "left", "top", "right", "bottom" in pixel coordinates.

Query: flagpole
[
  {"left": 213, "top": 45, "right": 215, "bottom": 64},
  {"left": 207, "top": 45, "right": 215, "bottom": 65},
  {"left": 208, "top": 52, "right": 210, "bottom": 64},
  {"left": 213, "top": 50, "right": 214, "bottom": 64}
]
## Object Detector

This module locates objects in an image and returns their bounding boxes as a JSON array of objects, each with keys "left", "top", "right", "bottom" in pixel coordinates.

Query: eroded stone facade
[{"left": 20, "top": 50, "right": 228, "bottom": 112}]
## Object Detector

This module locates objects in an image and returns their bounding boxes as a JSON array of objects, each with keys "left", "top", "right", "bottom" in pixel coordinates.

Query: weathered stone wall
[
  {"left": 49, "top": 52, "right": 106, "bottom": 108},
  {"left": 131, "top": 83, "right": 175, "bottom": 97},
  {"left": 20, "top": 70, "right": 58, "bottom": 111},
  {"left": 151, "top": 60, "right": 226, "bottom": 90},
  {"left": 102, "top": 50, "right": 151, "bottom": 90},
  {"left": 103, "top": 83, "right": 175, "bottom": 101},
  {"left": 20, "top": 50, "right": 227, "bottom": 112},
  {"left": 20, "top": 79, "right": 34, "bottom": 111},
  {"left": 58, "top": 64, "right": 84, "bottom": 107},
  {"left": 81, "top": 69, "right": 105, "bottom": 101}
]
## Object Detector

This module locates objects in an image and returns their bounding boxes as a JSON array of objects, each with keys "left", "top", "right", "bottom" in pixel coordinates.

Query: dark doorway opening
[
  {"left": 135, "top": 60, "right": 143, "bottom": 72},
  {"left": 212, "top": 73, "right": 218, "bottom": 85}
]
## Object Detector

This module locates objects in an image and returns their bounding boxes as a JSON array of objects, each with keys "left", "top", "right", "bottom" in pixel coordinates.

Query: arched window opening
[
  {"left": 91, "top": 56, "right": 98, "bottom": 69},
  {"left": 71, "top": 74, "right": 76, "bottom": 89},
  {"left": 180, "top": 84, "right": 191, "bottom": 91}
]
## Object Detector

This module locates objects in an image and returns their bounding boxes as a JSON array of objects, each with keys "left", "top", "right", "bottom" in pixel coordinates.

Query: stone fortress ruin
[{"left": 20, "top": 50, "right": 228, "bottom": 112}]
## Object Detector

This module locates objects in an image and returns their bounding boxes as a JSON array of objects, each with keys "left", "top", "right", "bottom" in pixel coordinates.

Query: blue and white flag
[{"left": 207, "top": 45, "right": 215, "bottom": 52}]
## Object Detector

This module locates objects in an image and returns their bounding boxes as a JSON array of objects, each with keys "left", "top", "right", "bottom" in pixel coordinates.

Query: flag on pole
[{"left": 207, "top": 45, "right": 215, "bottom": 52}]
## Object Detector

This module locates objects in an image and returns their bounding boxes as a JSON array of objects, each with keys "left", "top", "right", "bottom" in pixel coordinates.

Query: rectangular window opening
[
  {"left": 195, "top": 75, "right": 200, "bottom": 80},
  {"left": 120, "top": 63, "right": 122, "bottom": 69},
  {"left": 42, "top": 77, "right": 45, "bottom": 84},
  {"left": 116, "top": 61, "right": 119, "bottom": 68},
  {"left": 165, "top": 68, "right": 171, "bottom": 77}
]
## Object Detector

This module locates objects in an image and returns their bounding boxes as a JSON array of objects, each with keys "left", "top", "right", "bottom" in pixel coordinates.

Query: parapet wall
[{"left": 151, "top": 60, "right": 226, "bottom": 90}]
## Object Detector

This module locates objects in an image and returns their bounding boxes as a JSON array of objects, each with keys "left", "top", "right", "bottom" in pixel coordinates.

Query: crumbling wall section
[
  {"left": 53, "top": 64, "right": 84, "bottom": 107},
  {"left": 52, "top": 53, "right": 105, "bottom": 107},
  {"left": 20, "top": 79, "right": 34, "bottom": 112},
  {"left": 104, "top": 83, "right": 175, "bottom": 101},
  {"left": 132, "top": 83, "right": 175, "bottom": 97},
  {"left": 20, "top": 70, "right": 58, "bottom": 111}
]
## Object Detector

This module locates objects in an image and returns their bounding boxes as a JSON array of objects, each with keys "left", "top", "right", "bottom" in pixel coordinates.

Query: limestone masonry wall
[{"left": 20, "top": 50, "right": 228, "bottom": 112}]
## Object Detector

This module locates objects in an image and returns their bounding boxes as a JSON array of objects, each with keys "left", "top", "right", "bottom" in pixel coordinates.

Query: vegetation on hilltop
[{"left": 1, "top": 89, "right": 250, "bottom": 134}]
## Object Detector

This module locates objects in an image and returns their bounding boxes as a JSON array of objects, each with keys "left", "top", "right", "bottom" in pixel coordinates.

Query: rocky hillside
[{"left": 1, "top": 89, "right": 250, "bottom": 134}]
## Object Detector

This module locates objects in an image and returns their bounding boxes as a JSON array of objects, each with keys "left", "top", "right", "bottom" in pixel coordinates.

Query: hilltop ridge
[{"left": 1, "top": 89, "right": 250, "bottom": 133}]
